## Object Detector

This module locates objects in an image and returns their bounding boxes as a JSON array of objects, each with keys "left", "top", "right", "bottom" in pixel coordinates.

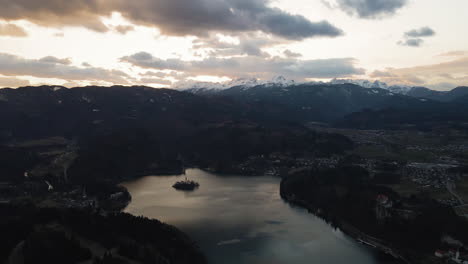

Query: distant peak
[
  {"left": 267, "top": 76, "right": 296, "bottom": 87},
  {"left": 329, "top": 79, "right": 415, "bottom": 94},
  {"left": 175, "top": 76, "right": 296, "bottom": 91},
  {"left": 271, "top": 75, "right": 288, "bottom": 83}
]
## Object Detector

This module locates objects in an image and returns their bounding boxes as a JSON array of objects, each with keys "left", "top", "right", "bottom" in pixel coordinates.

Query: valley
[
  {"left": 1, "top": 1, "right": 467, "bottom": 264},
  {"left": 0, "top": 83, "right": 468, "bottom": 264}
]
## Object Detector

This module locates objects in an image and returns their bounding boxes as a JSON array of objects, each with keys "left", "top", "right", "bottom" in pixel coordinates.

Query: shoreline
[
  {"left": 119, "top": 170, "right": 410, "bottom": 263},
  {"left": 281, "top": 195, "right": 412, "bottom": 264}
]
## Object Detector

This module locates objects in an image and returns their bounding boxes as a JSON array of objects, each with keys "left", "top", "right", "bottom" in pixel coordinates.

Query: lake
[{"left": 123, "top": 168, "right": 380, "bottom": 264}]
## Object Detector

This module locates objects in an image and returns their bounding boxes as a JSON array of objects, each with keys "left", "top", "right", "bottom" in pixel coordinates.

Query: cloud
[
  {"left": 0, "top": 76, "right": 30, "bottom": 87},
  {"left": 370, "top": 70, "right": 396, "bottom": 78},
  {"left": 0, "top": 23, "right": 28, "bottom": 37},
  {"left": 370, "top": 56, "right": 468, "bottom": 90},
  {"left": 0, "top": 52, "right": 129, "bottom": 84},
  {"left": 437, "top": 51, "right": 467, "bottom": 57},
  {"left": 252, "top": 7, "right": 343, "bottom": 40},
  {"left": 114, "top": 0, "right": 343, "bottom": 40},
  {"left": 404, "top": 27, "right": 436, "bottom": 38},
  {"left": 398, "top": 38, "right": 423, "bottom": 47},
  {"left": 114, "top": 25, "right": 134, "bottom": 34},
  {"left": 138, "top": 78, "right": 173, "bottom": 86},
  {"left": 0, "top": 0, "right": 110, "bottom": 32},
  {"left": 0, "top": 0, "right": 343, "bottom": 40},
  {"left": 325, "top": 0, "right": 408, "bottom": 19},
  {"left": 61, "top": 81, "right": 83, "bottom": 88},
  {"left": 121, "top": 51, "right": 365, "bottom": 80},
  {"left": 39, "top": 56, "right": 73, "bottom": 65},
  {"left": 54, "top": 32, "right": 65, "bottom": 37},
  {"left": 398, "top": 26, "right": 435, "bottom": 47},
  {"left": 283, "top": 50, "right": 302, "bottom": 58},
  {"left": 140, "top": 71, "right": 168, "bottom": 78},
  {"left": 192, "top": 33, "right": 281, "bottom": 58},
  {"left": 122, "top": 52, "right": 188, "bottom": 71}
]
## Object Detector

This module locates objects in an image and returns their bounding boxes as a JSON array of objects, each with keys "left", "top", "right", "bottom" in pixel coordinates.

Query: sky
[{"left": 0, "top": 0, "right": 467, "bottom": 90}]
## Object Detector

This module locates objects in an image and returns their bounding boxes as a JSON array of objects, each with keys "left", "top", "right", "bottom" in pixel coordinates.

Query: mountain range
[
  {"left": 184, "top": 81, "right": 466, "bottom": 122},
  {"left": 1, "top": 81, "right": 467, "bottom": 132},
  {"left": 181, "top": 76, "right": 468, "bottom": 99}
]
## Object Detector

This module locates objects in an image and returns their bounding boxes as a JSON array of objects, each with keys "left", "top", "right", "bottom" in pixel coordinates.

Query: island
[{"left": 173, "top": 178, "right": 200, "bottom": 191}]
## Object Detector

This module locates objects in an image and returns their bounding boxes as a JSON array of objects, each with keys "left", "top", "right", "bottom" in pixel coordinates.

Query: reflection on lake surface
[{"left": 123, "top": 169, "right": 379, "bottom": 264}]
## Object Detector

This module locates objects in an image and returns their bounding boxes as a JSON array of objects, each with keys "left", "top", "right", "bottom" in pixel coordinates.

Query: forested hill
[{"left": 0, "top": 85, "right": 352, "bottom": 184}]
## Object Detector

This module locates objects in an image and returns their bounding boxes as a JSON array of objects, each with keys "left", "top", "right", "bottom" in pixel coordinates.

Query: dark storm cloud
[
  {"left": 120, "top": 52, "right": 365, "bottom": 79},
  {"left": 0, "top": 0, "right": 110, "bottom": 32},
  {"left": 252, "top": 7, "right": 343, "bottom": 39},
  {"left": 0, "top": 0, "right": 343, "bottom": 40},
  {"left": 330, "top": 0, "right": 408, "bottom": 19},
  {"left": 0, "top": 53, "right": 129, "bottom": 83},
  {"left": 404, "top": 27, "right": 436, "bottom": 38},
  {"left": 116, "top": 0, "right": 343, "bottom": 39}
]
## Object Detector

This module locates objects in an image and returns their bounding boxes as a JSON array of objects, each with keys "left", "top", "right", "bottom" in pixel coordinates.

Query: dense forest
[
  {"left": 280, "top": 165, "right": 468, "bottom": 262},
  {"left": 0, "top": 203, "right": 206, "bottom": 264}
]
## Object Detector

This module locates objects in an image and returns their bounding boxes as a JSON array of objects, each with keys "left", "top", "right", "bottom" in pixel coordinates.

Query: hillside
[
  {"left": 337, "top": 98, "right": 468, "bottom": 130},
  {"left": 406, "top": 86, "right": 468, "bottom": 102},
  {"left": 0, "top": 85, "right": 352, "bottom": 184},
  {"left": 0, "top": 203, "right": 206, "bottom": 264}
]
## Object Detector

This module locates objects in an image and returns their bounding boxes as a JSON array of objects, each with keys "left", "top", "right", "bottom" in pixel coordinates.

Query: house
[
  {"left": 434, "top": 250, "right": 446, "bottom": 258},
  {"left": 376, "top": 194, "right": 393, "bottom": 208}
]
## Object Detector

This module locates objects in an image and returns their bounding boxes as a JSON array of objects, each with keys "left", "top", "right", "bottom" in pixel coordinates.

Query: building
[
  {"left": 376, "top": 194, "right": 393, "bottom": 222},
  {"left": 435, "top": 250, "right": 446, "bottom": 258}
]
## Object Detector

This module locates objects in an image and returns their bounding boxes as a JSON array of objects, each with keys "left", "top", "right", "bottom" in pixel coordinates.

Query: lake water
[{"left": 123, "top": 169, "right": 380, "bottom": 264}]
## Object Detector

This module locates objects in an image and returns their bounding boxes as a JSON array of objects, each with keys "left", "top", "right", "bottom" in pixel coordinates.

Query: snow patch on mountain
[
  {"left": 330, "top": 79, "right": 413, "bottom": 94},
  {"left": 329, "top": 79, "right": 388, "bottom": 89},
  {"left": 176, "top": 76, "right": 296, "bottom": 92}
]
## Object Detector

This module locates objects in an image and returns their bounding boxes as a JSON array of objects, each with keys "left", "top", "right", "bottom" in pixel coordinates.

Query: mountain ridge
[
  {"left": 179, "top": 77, "right": 468, "bottom": 102},
  {"left": 185, "top": 82, "right": 443, "bottom": 122}
]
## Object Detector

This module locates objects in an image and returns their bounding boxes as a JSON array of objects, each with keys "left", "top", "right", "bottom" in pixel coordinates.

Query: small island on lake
[{"left": 173, "top": 178, "right": 200, "bottom": 191}]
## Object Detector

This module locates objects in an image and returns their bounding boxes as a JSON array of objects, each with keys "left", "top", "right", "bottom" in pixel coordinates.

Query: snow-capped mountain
[
  {"left": 329, "top": 78, "right": 389, "bottom": 89},
  {"left": 175, "top": 78, "right": 259, "bottom": 91},
  {"left": 385, "top": 85, "right": 413, "bottom": 95},
  {"left": 267, "top": 76, "right": 296, "bottom": 87},
  {"left": 329, "top": 79, "right": 413, "bottom": 94},
  {"left": 176, "top": 76, "right": 415, "bottom": 95},
  {"left": 175, "top": 76, "right": 296, "bottom": 92}
]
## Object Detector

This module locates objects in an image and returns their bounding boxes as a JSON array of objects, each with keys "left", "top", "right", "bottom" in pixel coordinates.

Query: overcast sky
[{"left": 0, "top": 0, "right": 467, "bottom": 90}]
